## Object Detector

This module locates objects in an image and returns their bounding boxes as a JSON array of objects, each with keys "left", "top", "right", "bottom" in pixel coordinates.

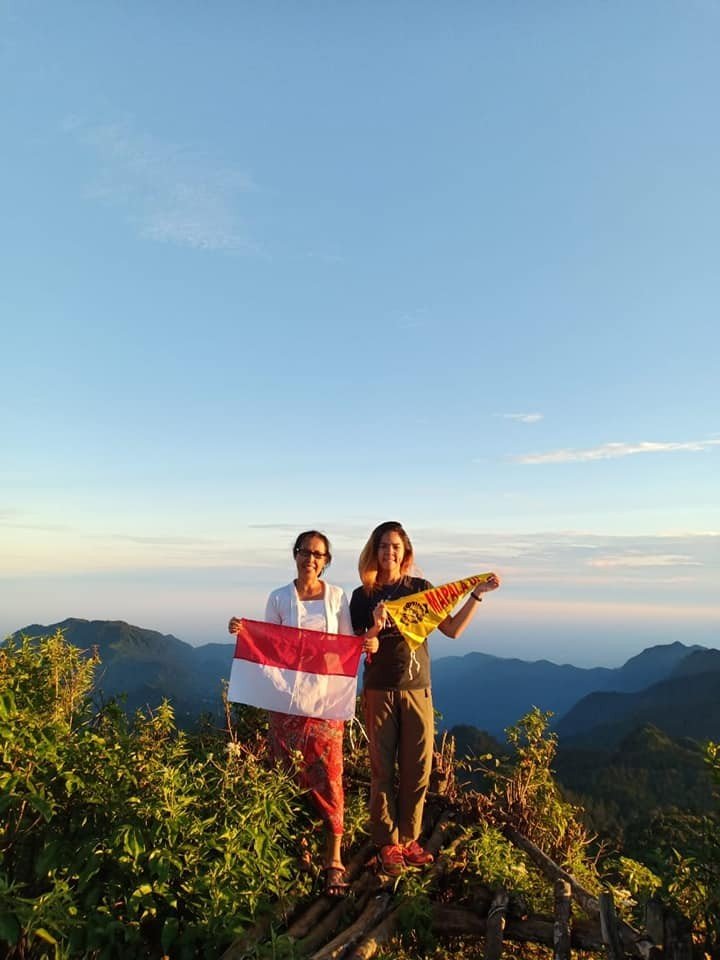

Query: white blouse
[{"left": 264, "top": 580, "right": 353, "bottom": 635}]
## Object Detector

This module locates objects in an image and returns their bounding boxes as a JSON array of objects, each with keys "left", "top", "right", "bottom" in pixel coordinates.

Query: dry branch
[
  {"left": 309, "top": 892, "right": 392, "bottom": 960},
  {"left": 345, "top": 906, "right": 402, "bottom": 960}
]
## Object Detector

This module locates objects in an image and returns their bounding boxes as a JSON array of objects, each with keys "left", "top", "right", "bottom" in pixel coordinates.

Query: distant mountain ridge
[
  {"left": 556, "top": 648, "right": 720, "bottom": 748},
  {"left": 8, "top": 619, "right": 715, "bottom": 740},
  {"left": 431, "top": 641, "right": 704, "bottom": 736},
  {"left": 10, "top": 618, "right": 233, "bottom": 724}
]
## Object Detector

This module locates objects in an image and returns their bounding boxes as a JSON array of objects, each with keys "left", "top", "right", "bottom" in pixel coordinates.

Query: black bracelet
[{"left": 470, "top": 592, "right": 483, "bottom": 603}]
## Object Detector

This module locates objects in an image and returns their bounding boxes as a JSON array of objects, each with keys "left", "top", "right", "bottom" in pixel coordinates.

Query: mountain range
[
  {"left": 555, "top": 648, "right": 720, "bottom": 747},
  {"left": 8, "top": 619, "right": 720, "bottom": 748},
  {"left": 430, "top": 640, "right": 707, "bottom": 738},
  {"left": 10, "top": 618, "right": 232, "bottom": 725}
]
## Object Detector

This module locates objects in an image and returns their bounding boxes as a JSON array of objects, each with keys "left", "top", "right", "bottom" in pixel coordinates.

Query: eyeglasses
[{"left": 296, "top": 548, "right": 328, "bottom": 561}]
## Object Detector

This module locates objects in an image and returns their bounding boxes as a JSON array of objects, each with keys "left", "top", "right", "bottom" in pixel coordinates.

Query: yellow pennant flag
[{"left": 385, "top": 574, "right": 495, "bottom": 649}]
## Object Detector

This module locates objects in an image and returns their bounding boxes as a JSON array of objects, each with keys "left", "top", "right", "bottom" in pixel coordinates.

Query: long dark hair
[{"left": 358, "top": 521, "right": 413, "bottom": 593}]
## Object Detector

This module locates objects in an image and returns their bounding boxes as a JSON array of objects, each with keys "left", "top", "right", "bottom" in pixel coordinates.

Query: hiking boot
[
  {"left": 379, "top": 844, "right": 405, "bottom": 877},
  {"left": 402, "top": 839, "right": 434, "bottom": 867}
]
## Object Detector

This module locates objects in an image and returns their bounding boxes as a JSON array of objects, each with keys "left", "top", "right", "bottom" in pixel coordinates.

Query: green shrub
[{"left": 0, "top": 632, "right": 314, "bottom": 959}]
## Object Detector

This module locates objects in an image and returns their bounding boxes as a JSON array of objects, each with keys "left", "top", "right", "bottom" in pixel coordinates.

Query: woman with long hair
[
  {"left": 229, "top": 530, "right": 373, "bottom": 896},
  {"left": 350, "top": 521, "right": 499, "bottom": 877}
]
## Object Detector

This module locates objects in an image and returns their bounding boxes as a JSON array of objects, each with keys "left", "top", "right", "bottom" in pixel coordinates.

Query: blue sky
[{"left": 2, "top": 1, "right": 719, "bottom": 666}]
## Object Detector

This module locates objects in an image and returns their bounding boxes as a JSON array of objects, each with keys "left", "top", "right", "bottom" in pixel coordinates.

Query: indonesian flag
[
  {"left": 384, "top": 573, "right": 495, "bottom": 650},
  {"left": 227, "top": 619, "right": 364, "bottom": 721}
]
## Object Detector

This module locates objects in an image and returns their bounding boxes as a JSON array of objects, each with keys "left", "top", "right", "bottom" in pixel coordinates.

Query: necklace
[{"left": 375, "top": 577, "right": 405, "bottom": 603}]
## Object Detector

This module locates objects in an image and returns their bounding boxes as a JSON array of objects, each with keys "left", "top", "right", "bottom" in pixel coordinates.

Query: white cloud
[
  {"left": 65, "top": 116, "right": 257, "bottom": 251},
  {"left": 513, "top": 438, "right": 720, "bottom": 464},
  {"left": 499, "top": 412, "right": 544, "bottom": 423},
  {"left": 588, "top": 554, "right": 702, "bottom": 568}
]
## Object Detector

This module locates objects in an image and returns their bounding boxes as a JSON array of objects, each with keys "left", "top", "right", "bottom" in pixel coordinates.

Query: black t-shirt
[{"left": 350, "top": 576, "right": 433, "bottom": 691}]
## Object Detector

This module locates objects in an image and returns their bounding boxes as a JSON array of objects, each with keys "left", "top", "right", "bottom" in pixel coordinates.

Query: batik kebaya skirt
[{"left": 268, "top": 712, "right": 345, "bottom": 835}]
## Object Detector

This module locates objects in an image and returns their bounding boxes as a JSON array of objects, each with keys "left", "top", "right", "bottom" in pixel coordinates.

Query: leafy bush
[
  {"left": 0, "top": 632, "right": 315, "bottom": 959},
  {"left": 657, "top": 742, "right": 720, "bottom": 954}
]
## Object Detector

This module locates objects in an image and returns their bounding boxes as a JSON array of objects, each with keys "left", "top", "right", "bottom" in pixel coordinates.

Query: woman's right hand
[
  {"left": 228, "top": 617, "right": 241, "bottom": 634},
  {"left": 372, "top": 602, "right": 387, "bottom": 632},
  {"left": 363, "top": 635, "right": 380, "bottom": 655}
]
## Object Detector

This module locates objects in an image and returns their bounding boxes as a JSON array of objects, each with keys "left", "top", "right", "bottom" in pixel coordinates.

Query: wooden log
[
  {"left": 504, "top": 826, "right": 646, "bottom": 956},
  {"left": 309, "top": 892, "right": 392, "bottom": 960},
  {"left": 285, "top": 841, "right": 374, "bottom": 940},
  {"left": 429, "top": 904, "right": 606, "bottom": 951},
  {"left": 513, "top": 915, "right": 604, "bottom": 952},
  {"left": 221, "top": 841, "right": 374, "bottom": 957},
  {"left": 296, "top": 875, "right": 374, "bottom": 954},
  {"left": 553, "top": 879, "right": 572, "bottom": 960},
  {"left": 219, "top": 833, "right": 372, "bottom": 957},
  {"left": 484, "top": 888, "right": 509, "bottom": 960},
  {"left": 303, "top": 808, "right": 459, "bottom": 960},
  {"left": 504, "top": 826, "right": 601, "bottom": 919},
  {"left": 308, "top": 809, "right": 458, "bottom": 960},
  {"left": 599, "top": 891, "right": 624, "bottom": 960},
  {"left": 344, "top": 906, "right": 401, "bottom": 960}
]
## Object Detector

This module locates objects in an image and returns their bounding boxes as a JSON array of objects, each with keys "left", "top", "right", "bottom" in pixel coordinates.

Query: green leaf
[
  {"left": 35, "top": 839, "right": 64, "bottom": 877},
  {"left": 34, "top": 927, "right": 58, "bottom": 945},
  {"left": 123, "top": 825, "right": 145, "bottom": 858},
  {"left": 161, "top": 916, "right": 179, "bottom": 952},
  {"left": 28, "top": 793, "right": 53, "bottom": 821},
  {"left": 0, "top": 914, "right": 20, "bottom": 945},
  {"left": 0, "top": 690, "right": 17, "bottom": 720}
]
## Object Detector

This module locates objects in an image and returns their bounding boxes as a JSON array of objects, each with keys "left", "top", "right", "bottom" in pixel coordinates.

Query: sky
[{"left": 2, "top": 1, "right": 719, "bottom": 668}]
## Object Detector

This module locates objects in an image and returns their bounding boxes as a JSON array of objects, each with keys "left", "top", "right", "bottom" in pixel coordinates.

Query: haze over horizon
[{"left": 2, "top": 2, "right": 719, "bottom": 665}]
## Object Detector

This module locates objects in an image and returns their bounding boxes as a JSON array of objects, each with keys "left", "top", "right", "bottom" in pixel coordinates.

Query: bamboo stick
[
  {"left": 484, "top": 888, "right": 509, "bottom": 960},
  {"left": 553, "top": 879, "right": 572, "bottom": 960}
]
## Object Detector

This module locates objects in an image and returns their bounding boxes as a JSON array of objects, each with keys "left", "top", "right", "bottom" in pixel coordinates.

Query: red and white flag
[{"left": 227, "top": 619, "right": 364, "bottom": 721}]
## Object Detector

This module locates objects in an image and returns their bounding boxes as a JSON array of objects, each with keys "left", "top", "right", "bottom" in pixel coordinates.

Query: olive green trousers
[{"left": 363, "top": 687, "right": 434, "bottom": 847}]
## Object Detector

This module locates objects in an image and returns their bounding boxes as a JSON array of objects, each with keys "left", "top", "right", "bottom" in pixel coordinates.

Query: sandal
[{"left": 321, "top": 865, "right": 349, "bottom": 898}]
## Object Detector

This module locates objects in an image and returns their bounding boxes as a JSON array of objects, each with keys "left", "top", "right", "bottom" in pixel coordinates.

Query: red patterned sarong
[{"left": 268, "top": 712, "right": 345, "bottom": 835}]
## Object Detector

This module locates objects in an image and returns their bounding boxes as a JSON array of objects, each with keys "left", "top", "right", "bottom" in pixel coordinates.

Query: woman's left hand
[{"left": 476, "top": 573, "right": 501, "bottom": 594}]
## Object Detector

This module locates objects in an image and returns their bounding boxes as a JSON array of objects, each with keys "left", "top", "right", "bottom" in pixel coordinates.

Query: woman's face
[
  {"left": 377, "top": 531, "right": 406, "bottom": 581},
  {"left": 295, "top": 534, "right": 329, "bottom": 580}
]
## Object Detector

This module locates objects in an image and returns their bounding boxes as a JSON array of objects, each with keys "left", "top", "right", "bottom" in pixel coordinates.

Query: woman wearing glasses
[
  {"left": 350, "top": 521, "right": 500, "bottom": 877},
  {"left": 229, "top": 530, "right": 374, "bottom": 896}
]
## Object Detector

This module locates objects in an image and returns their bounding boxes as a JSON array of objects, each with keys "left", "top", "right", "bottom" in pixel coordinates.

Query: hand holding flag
[
  {"left": 384, "top": 573, "right": 499, "bottom": 649},
  {"left": 227, "top": 619, "right": 363, "bottom": 721}
]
